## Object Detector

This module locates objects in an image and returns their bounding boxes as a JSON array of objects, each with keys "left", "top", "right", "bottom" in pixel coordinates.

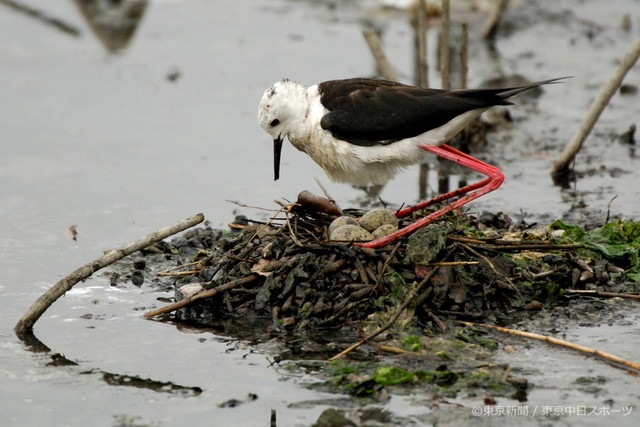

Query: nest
[{"left": 143, "top": 191, "right": 635, "bottom": 333}]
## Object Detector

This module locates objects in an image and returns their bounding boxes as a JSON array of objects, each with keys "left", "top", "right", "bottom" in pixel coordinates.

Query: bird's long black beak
[{"left": 273, "top": 137, "right": 283, "bottom": 181}]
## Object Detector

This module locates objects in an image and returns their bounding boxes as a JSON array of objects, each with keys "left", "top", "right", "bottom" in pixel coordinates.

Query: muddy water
[{"left": 1, "top": 0, "right": 639, "bottom": 426}]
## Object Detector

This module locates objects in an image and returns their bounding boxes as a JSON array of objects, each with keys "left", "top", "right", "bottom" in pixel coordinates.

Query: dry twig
[
  {"left": 448, "top": 235, "right": 583, "bottom": 251},
  {"left": 439, "top": 0, "right": 451, "bottom": 89},
  {"left": 460, "top": 321, "right": 640, "bottom": 372},
  {"left": 414, "top": 0, "right": 429, "bottom": 87},
  {"left": 285, "top": 210, "right": 304, "bottom": 247},
  {"left": 362, "top": 28, "right": 398, "bottom": 81},
  {"left": 372, "top": 241, "right": 402, "bottom": 291},
  {"left": 378, "top": 345, "right": 421, "bottom": 356},
  {"left": 426, "top": 309, "right": 448, "bottom": 332},
  {"left": 314, "top": 177, "right": 341, "bottom": 212},
  {"left": 459, "top": 22, "right": 468, "bottom": 89},
  {"left": 158, "top": 260, "right": 202, "bottom": 276},
  {"left": 226, "top": 199, "right": 280, "bottom": 212},
  {"left": 431, "top": 261, "right": 479, "bottom": 266},
  {"left": 552, "top": 37, "right": 640, "bottom": 175},
  {"left": 564, "top": 289, "right": 640, "bottom": 301}
]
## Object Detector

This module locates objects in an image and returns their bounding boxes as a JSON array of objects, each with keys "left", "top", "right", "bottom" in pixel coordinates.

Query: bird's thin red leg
[
  {"left": 354, "top": 144, "right": 505, "bottom": 248},
  {"left": 395, "top": 144, "right": 501, "bottom": 218}
]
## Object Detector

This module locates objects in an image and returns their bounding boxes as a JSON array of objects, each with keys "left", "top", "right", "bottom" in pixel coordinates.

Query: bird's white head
[{"left": 258, "top": 79, "right": 307, "bottom": 181}]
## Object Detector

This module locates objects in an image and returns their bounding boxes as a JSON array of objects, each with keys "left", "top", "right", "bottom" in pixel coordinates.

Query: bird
[{"left": 257, "top": 77, "right": 566, "bottom": 248}]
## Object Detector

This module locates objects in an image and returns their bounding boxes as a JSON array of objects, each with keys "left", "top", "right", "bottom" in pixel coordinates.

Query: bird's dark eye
[{"left": 270, "top": 119, "right": 280, "bottom": 127}]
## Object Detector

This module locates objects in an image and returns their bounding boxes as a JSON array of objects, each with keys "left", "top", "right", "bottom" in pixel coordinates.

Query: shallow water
[{"left": 1, "top": 0, "right": 640, "bottom": 425}]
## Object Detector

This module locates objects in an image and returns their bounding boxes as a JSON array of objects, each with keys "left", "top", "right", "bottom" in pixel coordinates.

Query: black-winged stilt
[{"left": 258, "top": 77, "right": 564, "bottom": 248}]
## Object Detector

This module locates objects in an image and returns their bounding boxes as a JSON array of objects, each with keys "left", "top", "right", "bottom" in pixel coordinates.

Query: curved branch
[{"left": 15, "top": 213, "right": 205, "bottom": 334}]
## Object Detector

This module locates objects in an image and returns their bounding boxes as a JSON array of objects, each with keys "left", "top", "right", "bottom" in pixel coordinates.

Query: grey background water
[{"left": 1, "top": 0, "right": 640, "bottom": 426}]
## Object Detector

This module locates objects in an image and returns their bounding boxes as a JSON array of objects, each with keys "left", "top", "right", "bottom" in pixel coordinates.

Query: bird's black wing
[{"left": 318, "top": 78, "right": 513, "bottom": 146}]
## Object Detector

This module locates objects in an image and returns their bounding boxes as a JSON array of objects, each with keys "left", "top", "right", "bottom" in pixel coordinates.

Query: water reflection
[
  {"left": 100, "top": 372, "right": 203, "bottom": 396},
  {"left": 14, "top": 329, "right": 79, "bottom": 366},
  {"left": 0, "top": 0, "right": 147, "bottom": 52},
  {"left": 16, "top": 326, "right": 202, "bottom": 396},
  {"left": 73, "top": 0, "right": 148, "bottom": 53}
]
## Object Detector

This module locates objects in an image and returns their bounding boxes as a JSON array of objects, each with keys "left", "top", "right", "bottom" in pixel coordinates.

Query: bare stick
[
  {"left": 459, "top": 22, "right": 468, "bottom": 89},
  {"left": 226, "top": 199, "right": 279, "bottom": 212},
  {"left": 144, "top": 274, "right": 260, "bottom": 318},
  {"left": 551, "top": 36, "right": 640, "bottom": 175},
  {"left": 285, "top": 210, "right": 304, "bottom": 247},
  {"left": 15, "top": 213, "right": 205, "bottom": 334},
  {"left": 605, "top": 194, "right": 618, "bottom": 224},
  {"left": 482, "top": 0, "right": 509, "bottom": 41},
  {"left": 439, "top": 0, "right": 451, "bottom": 89},
  {"left": 362, "top": 29, "right": 398, "bottom": 81},
  {"left": 427, "top": 309, "right": 447, "bottom": 332},
  {"left": 447, "top": 235, "right": 584, "bottom": 251},
  {"left": 460, "top": 321, "right": 640, "bottom": 372},
  {"left": 564, "top": 289, "right": 640, "bottom": 301},
  {"left": 373, "top": 241, "right": 402, "bottom": 290},
  {"left": 158, "top": 261, "right": 202, "bottom": 276},
  {"left": 378, "top": 345, "right": 421, "bottom": 355},
  {"left": 414, "top": 0, "right": 429, "bottom": 88},
  {"left": 431, "top": 261, "right": 479, "bottom": 266}
]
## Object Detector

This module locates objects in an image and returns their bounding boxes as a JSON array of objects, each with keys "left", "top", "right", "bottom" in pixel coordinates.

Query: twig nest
[
  {"left": 329, "top": 224, "right": 373, "bottom": 242},
  {"left": 358, "top": 208, "right": 399, "bottom": 232},
  {"left": 371, "top": 223, "right": 398, "bottom": 240},
  {"left": 328, "top": 216, "right": 359, "bottom": 236}
]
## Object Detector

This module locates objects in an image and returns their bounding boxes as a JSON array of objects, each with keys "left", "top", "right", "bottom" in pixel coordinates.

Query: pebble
[
  {"left": 177, "top": 283, "right": 204, "bottom": 299},
  {"left": 133, "top": 258, "right": 146, "bottom": 270},
  {"left": 131, "top": 270, "right": 144, "bottom": 287}
]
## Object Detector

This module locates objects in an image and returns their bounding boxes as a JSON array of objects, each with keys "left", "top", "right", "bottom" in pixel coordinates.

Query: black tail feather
[{"left": 497, "top": 76, "right": 571, "bottom": 99}]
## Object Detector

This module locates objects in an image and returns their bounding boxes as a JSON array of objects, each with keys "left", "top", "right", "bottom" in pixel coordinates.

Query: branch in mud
[
  {"left": 14, "top": 213, "right": 205, "bottom": 335},
  {"left": 460, "top": 321, "right": 640, "bottom": 373},
  {"left": 362, "top": 28, "right": 398, "bottom": 82},
  {"left": 551, "top": 37, "right": 640, "bottom": 175},
  {"left": 448, "top": 235, "right": 584, "bottom": 251},
  {"left": 564, "top": 289, "right": 640, "bottom": 301}
]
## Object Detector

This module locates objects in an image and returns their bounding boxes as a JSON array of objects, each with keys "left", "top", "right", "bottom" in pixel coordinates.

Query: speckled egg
[
  {"left": 329, "top": 224, "right": 373, "bottom": 242},
  {"left": 358, "top": 208, "right": 399, "bottom": 232},
  {"left": 371, "top": 223, "right": 398, "bottom": 240},
  {"left": 328, "top": 216, "right": 359, "bottom": 236}
]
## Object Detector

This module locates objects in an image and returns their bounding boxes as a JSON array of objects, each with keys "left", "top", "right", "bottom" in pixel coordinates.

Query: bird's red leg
[
  {"left": 354, "top": 144, "right": 504, "bottom": 248},
  {"left": 395, "top": 144, "right": 502, "bottom": 218}
]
